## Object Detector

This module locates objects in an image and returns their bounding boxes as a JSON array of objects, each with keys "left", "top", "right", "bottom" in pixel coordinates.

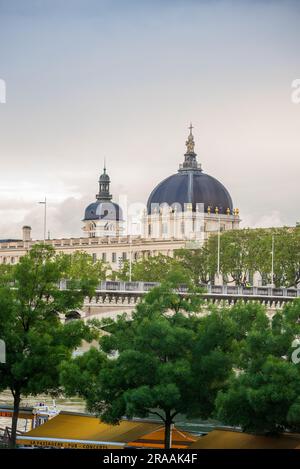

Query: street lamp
[
  {"left": 38, "top": 197, "right": 47, "bottom": 242},
  {"left": 129, "top": 234, "right": 132, "bottom": 282},
  {"left": 217, "top": 214, "right": 221, "bottom": 277},
  {"left": 271, "top": 234, "right": 275, "bottom": 288}
]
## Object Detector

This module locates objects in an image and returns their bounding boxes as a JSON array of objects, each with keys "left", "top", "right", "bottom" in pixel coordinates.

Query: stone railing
[{"left": 73, "top": 281, "right": 300, "bottom": 300}]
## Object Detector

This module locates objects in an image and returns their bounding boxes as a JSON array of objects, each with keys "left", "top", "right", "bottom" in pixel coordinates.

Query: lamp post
[
  {"left": 216, "top": 214, "right": 221, "bottom": 284},
  {"left": 38, "top": 197, "right": 47, "bottom": 242},
  {"left": 129, "top": 234, "right": 132, "bottom": 282},
  {"left": 217, "top": 216, "right": 220, "bottom": 275},
  {"left": 271, "top": 234, "right": 275, "bottom": 288}
]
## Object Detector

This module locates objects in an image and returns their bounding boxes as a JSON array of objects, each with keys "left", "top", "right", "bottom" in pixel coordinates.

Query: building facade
[{"left": 0, "top": 126, "right": 240, "bottom": 269}]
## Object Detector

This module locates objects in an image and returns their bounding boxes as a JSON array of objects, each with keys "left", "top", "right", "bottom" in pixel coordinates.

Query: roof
[
  {"left": 84, "top": 201, "right": 123, "bottom": 221},
  {"left": 16, "top": 412, "right": 197, "bottom": 449},
  {"left": 16, "top": 413, "right": 162, "bottom": 449},
  {"left": 147, "top": 170, "right": 233, "bottom": 215},
  {"left": 128, "top": 426, "right": 197, "bottom": 449},
  {"left": 190, "top": 429, "right": 300, "bottom": 449}
]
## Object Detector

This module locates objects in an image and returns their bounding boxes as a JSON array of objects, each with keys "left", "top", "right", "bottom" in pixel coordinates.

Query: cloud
[{"left": 241, "top": 210, "right": 286, "bottom": 229}]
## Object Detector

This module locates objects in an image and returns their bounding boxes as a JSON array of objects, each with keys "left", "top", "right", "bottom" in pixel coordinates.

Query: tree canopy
[
  {"left": 216, "top": 299, "right": 300, "bottom": 433},
  {"left": 176, "top": 227, "right": 300, "bottom": 287},
  {"left": 61, "top": 271, "right": 236, "bottom": 449},
  {"left": 114, "top": 253, "right": 188, "bottom": 282},
  {"left": 0, "top": 245, "right": 97, "bottom": 447}
]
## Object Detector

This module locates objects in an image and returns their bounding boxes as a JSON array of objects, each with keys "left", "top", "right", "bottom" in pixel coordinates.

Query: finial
[
  {"left": 179, "top": 123, "right": 202, "bottom": 172},
  {"left": 103, "top": 157, "right": 106, "bottom": 174},
  {"left": 185, "top": 123, "right": 195, "bottom": 154}
]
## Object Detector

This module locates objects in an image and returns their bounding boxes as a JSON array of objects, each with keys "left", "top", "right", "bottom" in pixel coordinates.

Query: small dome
[
  {"left": 99, "top": 172, "right": 110, "bottom": 182},
  {"left": 84, "top": 201, "right": 123, "bottom": 221},
  {"left": 83, "top": 165, "right": 123, "bottom": 221}
]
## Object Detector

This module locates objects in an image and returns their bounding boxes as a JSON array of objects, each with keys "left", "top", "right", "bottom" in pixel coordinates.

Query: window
[
  {"left": 112, "top": 252, "right": 116, "bottom": 263},
  {"left": 102, "top": 253, "right": 106, "bottom": 262},
  {"left": 148, "top": 224, "right": 151, "bottom": 235},
  {"left": 122, "top": 252, "right": 127, "bottom": 261},
  {"left": 92, "top": 253, "right": 97, "bottom": 263}
]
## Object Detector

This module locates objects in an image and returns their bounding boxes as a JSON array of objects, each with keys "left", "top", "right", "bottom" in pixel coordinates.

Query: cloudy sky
[{"left": 0, "top": 0, "right": 299, "bottom": 240}]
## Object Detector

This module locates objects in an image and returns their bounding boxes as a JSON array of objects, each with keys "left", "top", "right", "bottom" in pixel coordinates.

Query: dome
[
  {"left": 147, "top": 171, "right": 233, "bottom": 215},
  {"left": 99, "top": 172, "right": 110, "bottom": 182},
  {"left": 84, "top": 201, "right": 123, "bottom": 221},
  {"left": 83, "top": 165, "right": 123, "bottom": 221},
  {"left": 147, "top": 124, "right": 233, "bottom": 215}
]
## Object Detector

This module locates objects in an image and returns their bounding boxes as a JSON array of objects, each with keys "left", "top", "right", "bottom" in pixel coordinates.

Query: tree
[
  {"left": 115, "top": 254, "right": 188, "bottom": 282},
  {"left": 216, "top": 227, "right": 300, "bottom": 288},
  {"left": 175, "top": 246, "right": 215, "bottom": 284},
  {"left": 0, "top": 244, "right": 96, "bottom": 447},
  {"left": 215, "top": 299, "right": 300, "bottom": 433},
  {"left": 58, "top": 250, "right": 107, "bottom": 298},
  {"left": 61, "top": 270, "right": 235, "bottom": 449},
  {"left": 210, "top": 229, "right": 256, "bottom": 286}
]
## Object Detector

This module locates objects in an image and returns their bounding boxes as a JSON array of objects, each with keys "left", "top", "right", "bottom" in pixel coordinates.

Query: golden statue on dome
[{"left": 185, "top": 123, "right": 195, "bottom": 153}]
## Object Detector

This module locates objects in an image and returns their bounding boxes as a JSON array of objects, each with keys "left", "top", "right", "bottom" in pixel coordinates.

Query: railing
[{"left": 85, "top": 281, "right": 300, "bottom": 299}]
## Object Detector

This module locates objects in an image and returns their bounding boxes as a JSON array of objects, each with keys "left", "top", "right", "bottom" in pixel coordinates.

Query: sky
[{"left": 0, "top": 0, "right": 299, "bottom": 239}]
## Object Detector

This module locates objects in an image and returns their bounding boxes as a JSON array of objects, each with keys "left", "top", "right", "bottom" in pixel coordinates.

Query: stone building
[{"left": 0, "top": 125, "right": 240, "bottom": 269}]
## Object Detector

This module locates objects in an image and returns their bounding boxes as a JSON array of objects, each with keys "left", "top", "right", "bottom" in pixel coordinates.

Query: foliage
[
  {"left": 115, "top": 253, "right": 189, "bottom": 282},
  {"left": 57, "top": 251, "right": 107, "bottom": 297},
  {"left": 176, "top": 227, "right": 300, "bottom": 287},
  {"left": 215, "top": 299, "right": 300, "bottom": 434},
  {"left": 175, "top": 246, "right": 214, "bottom": 284},
  {"left": 0, "top": 244, "right": 97, "bottom": 447},
  {"left": 60, "top": 272, "right": 234, "bottom": 449}
]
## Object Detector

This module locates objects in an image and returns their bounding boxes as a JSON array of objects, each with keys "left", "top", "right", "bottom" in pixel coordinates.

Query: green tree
[
  {"left": 61, "top": 271, "right": 235, "bottom": 449},
  {"left": 115, "top": 254, "right": 188, "bottom": 282},
  {"left": 216, "top": 299, "right": 300, "bottom": 433},
  {"left": 58, "top": 251, "right": 107, "bottom": 297},
  {"left": 175, "top": 246, "right": 215, "bottom": 284},
  {"left": 0, "top": 245, "right": 96, "bottom": 447}
]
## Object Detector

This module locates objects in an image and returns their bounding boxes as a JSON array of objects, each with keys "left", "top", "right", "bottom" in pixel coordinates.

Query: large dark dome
[
  {"left": 147, "top": 125, "right": 233, "bottom": 215},
  {"left": 147, "top": 171, "right": 233, "bottom": 215}
]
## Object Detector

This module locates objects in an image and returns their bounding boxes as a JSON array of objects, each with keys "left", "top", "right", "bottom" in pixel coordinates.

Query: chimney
[{"left": 22, "top": 225, "right": 32, "bottom": 242}]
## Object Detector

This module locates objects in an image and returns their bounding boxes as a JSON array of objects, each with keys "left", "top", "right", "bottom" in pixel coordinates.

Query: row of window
[
  {"left": 0, "top": 257, "right": 17, "bottom": 264},
  {"left": 92, "top": 251, "right": 140, "bottom": 264},
  {"left": 148, "top": 222, "right": 227, "bottom": 235},
  {"left": 0, "top": 252, "right": 143, "bottom": 266}
]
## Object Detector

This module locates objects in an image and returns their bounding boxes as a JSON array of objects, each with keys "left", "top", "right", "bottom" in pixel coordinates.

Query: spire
[
  {"left": 186, "top": 122, "right": 195, "bottom": 153},
  {"left": 179, "top": 123, "right": 202, "bottom": 171},
  {"left": 96, "top": 163, "right": 112, "bottom": 201}
]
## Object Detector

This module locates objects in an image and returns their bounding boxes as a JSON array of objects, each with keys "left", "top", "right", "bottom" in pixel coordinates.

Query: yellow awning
[
  {"left": 190, "top": 429, "right": 300, "bottom": 449},
  {"left": 128, "top": 426, "right": 197, "bottom": 448},
  {"left": 16, "top": 412, "right": 162, "bottom": 449}
]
